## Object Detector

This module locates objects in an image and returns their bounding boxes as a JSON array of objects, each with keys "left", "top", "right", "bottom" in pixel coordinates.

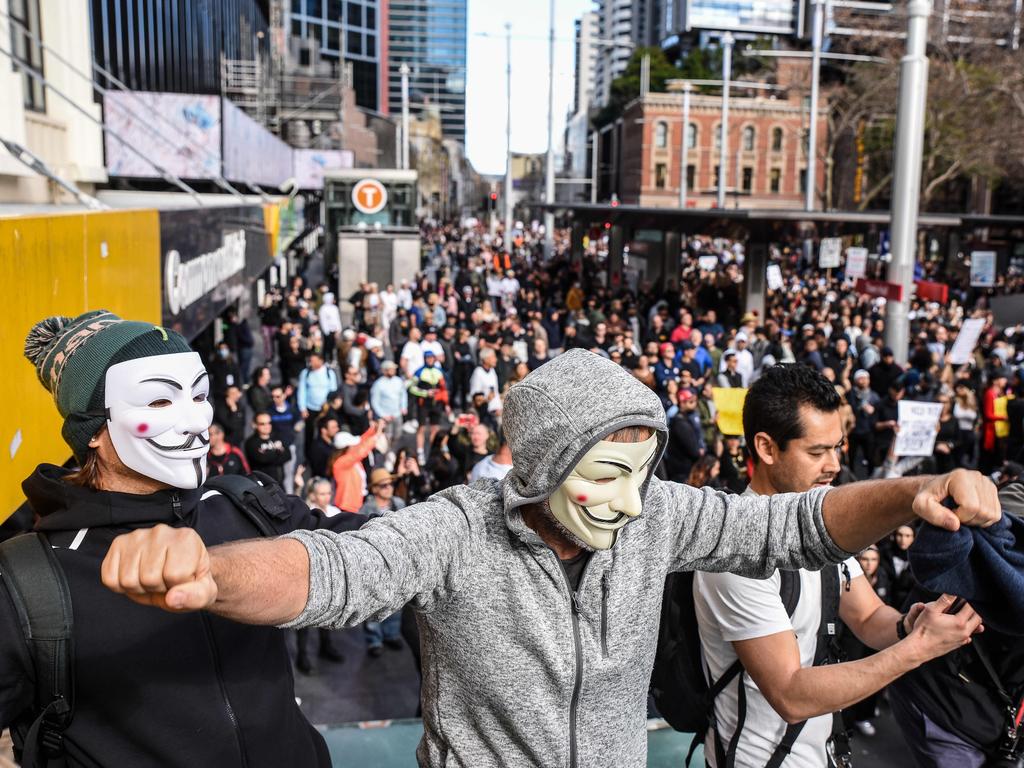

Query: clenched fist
[
  {"left": 913, "top": 469, "right": 1001, "bottom": 531},
  {"left": 101, "top": 524, "right": 218, "bottom": 612}
]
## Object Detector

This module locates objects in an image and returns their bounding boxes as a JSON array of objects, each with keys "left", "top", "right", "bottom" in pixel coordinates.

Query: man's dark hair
[{"left": 743, "top": 364, "right": 841, "bottom": 463}]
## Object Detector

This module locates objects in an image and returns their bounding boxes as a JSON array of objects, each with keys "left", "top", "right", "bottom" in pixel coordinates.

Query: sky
[{"left": 464, "top": 0, "right": 594, "bottom": 177}]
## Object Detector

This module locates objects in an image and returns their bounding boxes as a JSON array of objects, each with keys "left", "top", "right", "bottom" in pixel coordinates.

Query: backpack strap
[
  {"left": 0, "top": 532, "right": 74, "bottom": 767},
  {"left": 203, "top": 472, "right": 290, "bottom": 538}
]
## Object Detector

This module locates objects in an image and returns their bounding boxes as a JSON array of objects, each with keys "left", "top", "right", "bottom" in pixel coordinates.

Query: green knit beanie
[{"left": 24, "top": 310, "right": 193, "bottom": 462}]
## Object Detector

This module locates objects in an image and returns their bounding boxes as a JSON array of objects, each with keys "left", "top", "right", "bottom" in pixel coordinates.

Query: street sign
[
  {"left": 351, "top": 178, "right": 388, "bottom": 215},
  {"left": 845, "top": 247, "right": 868, "bottom": 279},
  {"left": 855, "top": 278, "right": 903, "bottom": 302},
  {"left": 819, "top": 238, "right": 843, "bottom": 269}
]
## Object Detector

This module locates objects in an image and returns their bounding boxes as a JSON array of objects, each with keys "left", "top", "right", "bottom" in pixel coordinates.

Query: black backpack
[
  {"left": 0, "top": 473, "right": 289, "bottom": 767},
  {"left": 650, "top": 565, "right": 848, "bottom": 767}
]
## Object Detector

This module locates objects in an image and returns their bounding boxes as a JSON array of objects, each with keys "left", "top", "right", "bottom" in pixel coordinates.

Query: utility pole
[
  {"left": 806, "top": 0, "right": 825, "bottom": 211},
  {"left": 884, "top": 0, "right": 932, "bottom": 365},
  {"left": 543, "top": 0, "right": 556, "bottom": 260},
  {"left": 716, "top": 32, "right": 734, "bottom": 209},
  {"left": 400, "top": 63, "right": 410, "bottom": 170},
  {"left": 504, "top": 23, "right": 514, "bottom": 243},
  {"left": 590, "top": 130, "right": 598, "bottom": 204},
  {"left": 679, "top": 81, "right": 692, "bottom": 208}
]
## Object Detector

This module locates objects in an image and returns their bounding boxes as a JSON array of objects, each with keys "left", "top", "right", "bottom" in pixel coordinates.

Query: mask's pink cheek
[
  {"left": 136, "top": 423, "right": 149, "bottom": 435},
  {"left": 576, "top": 494, "right": 588, "bottom": 503}
]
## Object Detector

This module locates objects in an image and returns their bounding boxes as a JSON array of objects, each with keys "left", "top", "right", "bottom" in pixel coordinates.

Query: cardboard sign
[
  {"left": 948, "top": 317, "right": 986, "bottom": 365},
  {"left": 845, "top": 247, "right": 868, "bottom": 279},
  {"left": 712, "top": 387, "right": 748, "bottom": 437},
  {"left": 855, "top": 278, "right": 903, "bottom": 303},
  {"left": 819, "top": 238, "right": 843, "bottom": 269},
  {"left": 970, "top": 251, "right": 997, "bottom": 287},
  {"left": 893, "top": 400, "right": 943, "bottom": 457},
  {"left": 767, "top": 264, "right": 784, "bottom": 291}
]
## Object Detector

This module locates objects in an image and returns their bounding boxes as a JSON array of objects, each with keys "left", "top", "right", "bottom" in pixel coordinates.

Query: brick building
[{"left": 611, "top": 89, "right": 828, "bottom": 210}]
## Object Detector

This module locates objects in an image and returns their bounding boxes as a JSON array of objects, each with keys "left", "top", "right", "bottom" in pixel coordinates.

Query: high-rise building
[
  {"left": 591, "top": 0, "right": 660, "bottom": 109},
  {"left": 573, "top": 12, "right": 599, "bottom": 115},
  {"left": 286, "top": 0, "right": 386, "bottom": 111},
  {"left": 561, "top": 11, "right": 598, "bottom": 202},
  {"left": 386, "top": 0, "right": 467, "bottom": 144}
]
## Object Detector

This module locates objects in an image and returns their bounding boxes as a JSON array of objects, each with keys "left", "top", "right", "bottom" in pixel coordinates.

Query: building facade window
[
  {"left": 654, "top": 121, "right": 668, "bottom": 149},
  {"left": 9, "top": 0, "right": 45, "bottom": 112},
  {"left": 742, "top": 167, "right": 753, "bottom": 192},
  {"left": 770, "top": 168, "right": 782, "bottom": 193},
  {"left": 799, "top": 168, "right": 808, "bottom": 194},
  {"left": 772, "top": 126, "right": 784, "bottom": 152},
  {"left": 686, "top": 164, "right": 696, "bottom": 191},
  {"left": 655, "top": 162, "right": 668, "bottom": 189},
  {"left": 714, "top": 124, "right": 721, "bottom": 150},
  {"left": 742, "top": 126, "right": 755, "bottom": 152},
  {"left": 686, "top": 122, "right": 697, "bottom": 149}
]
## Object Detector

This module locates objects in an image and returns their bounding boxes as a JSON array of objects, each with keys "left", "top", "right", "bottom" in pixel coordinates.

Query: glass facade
[
  {"left": 682, "top": 0, "right": 798, "bottom": 34},
  {"left": 289, "top": 0, "right": 382, "bottom": 111},
  {"left": 387, "top": 0, "right": 467, "bottom": 143}
]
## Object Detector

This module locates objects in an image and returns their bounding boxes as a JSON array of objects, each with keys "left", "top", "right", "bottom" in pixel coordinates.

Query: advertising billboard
[
  {"left": 681, "top": 0, "right": 802, "bottom": 35},
  {"left": 104, "top": 92, "right": 222, "bottom": 179},
  {"left": 222, "top": 99, "right": 293, "bottom": 189},
  {"left": 293, "top": 149, "right": 355, "bottom": 190}
]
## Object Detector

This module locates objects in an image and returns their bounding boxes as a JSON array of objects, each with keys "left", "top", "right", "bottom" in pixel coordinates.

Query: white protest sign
[
  {"left": 948, "top": 317, "right": 986, "bottom": 365},
  {"left": 698, "top": 255, "right": 719, "bottom": 272},
  {"left": 893, "top": 400, "right": 944, "bottom": 457},
  {"left": 970, "top": 251, "right": 997, "bottom": 287},
  {"left": 767, "top": 263, "right": 784, "bottom": 291},
  {"left": 819, "top": 238, "right": 843, "bottom": 269},
  {"left": 846, "top": 247, "right": 869, "bottom": 279}
]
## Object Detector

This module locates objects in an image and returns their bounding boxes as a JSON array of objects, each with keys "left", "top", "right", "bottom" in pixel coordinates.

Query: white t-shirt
[
  {"left": 694, "top": 491, "right": 863, "bottom": 767},
  {"left": 420, "top": 339, "right": 445, "bottom": 364},
  {"left": 400, "top": 340, "right": 424, "bottom": 376},
  {"left": 469, "top": 455, "right": 513, "bottom": 483}
]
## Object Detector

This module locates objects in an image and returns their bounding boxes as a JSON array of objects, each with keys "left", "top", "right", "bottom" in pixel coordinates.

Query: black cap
[
  {"left": 425, "top": 325, "right": 438, "bottom": 335},
  {"left": 882, "top": 346, "right": 894, "bottom": 357}
]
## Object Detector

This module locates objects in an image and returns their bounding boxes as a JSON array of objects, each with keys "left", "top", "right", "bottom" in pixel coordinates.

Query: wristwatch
[{"left": 896, "top": 612, "right": 909, "bottom": 640}]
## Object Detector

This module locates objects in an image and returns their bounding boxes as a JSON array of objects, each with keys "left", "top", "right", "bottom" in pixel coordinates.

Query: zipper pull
[
  {"left": 571, "top": 592, "right": 581, "bottom": 614},
  {"left": 171, "top": 492, "right": 182, "bottom": 519}
]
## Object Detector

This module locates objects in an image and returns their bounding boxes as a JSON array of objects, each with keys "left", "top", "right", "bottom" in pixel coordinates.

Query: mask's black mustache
[{"left": 146, "top": 432, "right": 210, "bottom": 452}]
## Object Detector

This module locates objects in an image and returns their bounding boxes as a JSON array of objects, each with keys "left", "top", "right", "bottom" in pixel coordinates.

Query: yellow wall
[{"left": 0, "top": 210, "right": 161, "bottom": 521}]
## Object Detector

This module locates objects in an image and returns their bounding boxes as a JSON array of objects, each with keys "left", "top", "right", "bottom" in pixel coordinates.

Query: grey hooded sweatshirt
[{"left": 282, "top": 349, "right": 852, "bottom": 768}]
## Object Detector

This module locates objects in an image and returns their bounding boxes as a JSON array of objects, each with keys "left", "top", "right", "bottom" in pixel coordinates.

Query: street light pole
[
  {"left": 679, "top": 82, "right": 692, "bottom": 208},
  {"left": 504, "top": 23, "right": 514, "bottom": 243},
  {"left": 716, "top": 32, "right": 734, "bottom": 209},
  {"left": 884, "top": 0, "right": 932, "bottom": 365},
  {"left": 543, "top": 0, "right": 556, "bottom": 260},
  {"left": 400, "top": 63, "right": 410, "bottom": 170},
  {"left": 590, "top": 130, "right": 598, "bottom": 204},
  {"left": 806, "top": 0, "right": 825, "bottom": 211}
]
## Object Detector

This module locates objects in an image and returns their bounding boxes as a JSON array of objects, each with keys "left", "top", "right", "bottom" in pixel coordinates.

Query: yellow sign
[{"left": 712, "top": 387, "right": 748, "bottom": 437}]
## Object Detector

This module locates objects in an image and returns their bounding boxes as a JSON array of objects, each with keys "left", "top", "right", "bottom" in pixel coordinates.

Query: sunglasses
[{"left": 374, "top": 481, "right": 394, "bottom": 489}]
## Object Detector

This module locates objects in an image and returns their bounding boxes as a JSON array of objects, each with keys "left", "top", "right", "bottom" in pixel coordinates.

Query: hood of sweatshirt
[
  {"left": 500, "top": 349, "right": 668, "bottom": 517},
  {"left": 22, "top": 464, "right": 200, "bottom": 532}
]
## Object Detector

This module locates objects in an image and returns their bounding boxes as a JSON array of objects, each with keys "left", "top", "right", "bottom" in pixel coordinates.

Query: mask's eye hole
[
  {"left": 193, "top": 393, "right": 208, "bottom": 403},
  {"left": 148, "top": 399, "right": 172, "bottom": 408}
]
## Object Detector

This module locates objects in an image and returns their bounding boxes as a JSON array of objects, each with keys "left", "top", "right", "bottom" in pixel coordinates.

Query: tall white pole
[
  {"left": 884, "top": 0, "right": 932, "bottom": 365},
  {"left": 543, "top": 0, "right": 556, "bottom": 260},
  {"left": 590, "top": 130, "right": 598, "bottom": 204},
  {"left": 504, "top": 23, "right": 514, "bottom": 242},
  {"left": 679, "top": 82, "right": 691, "bottom": 208},
  {"left": 806, "top": 0, "right": 825, "bottom": 211},
  {"left": 716, "top": 32, "right": 734, "bottom": 209},
  {"left": 400, "top": 63, "right": 410, "bottom": 170}
]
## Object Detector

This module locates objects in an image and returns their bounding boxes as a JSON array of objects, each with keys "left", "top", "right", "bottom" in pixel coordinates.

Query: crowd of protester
[{"left": 205, "top": 219, "right": 1023, "bottom": 734}]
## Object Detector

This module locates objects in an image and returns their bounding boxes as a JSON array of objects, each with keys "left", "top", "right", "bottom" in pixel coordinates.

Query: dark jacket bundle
[{"left": 0, "top": 464, "right": 364, "bottom": 768}]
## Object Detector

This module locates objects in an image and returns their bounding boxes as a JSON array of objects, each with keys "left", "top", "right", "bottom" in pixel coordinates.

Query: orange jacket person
[{"left": 330, "top": 421, "right": 383, "bottom": 512}]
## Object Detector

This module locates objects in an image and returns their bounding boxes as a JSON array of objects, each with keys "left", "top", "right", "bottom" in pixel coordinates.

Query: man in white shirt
[
  {"left": 695, "top": 364, "right": 984, "bottom": 768},
  {"left": 317, "top": 292, "right": 342, "bottom": 364},
  {"left": 400, "top": 326, "right": 425, "bottom": 378},
  {"left": 469, "top": 348, "right": 502, "bottom": 415},
  {"left": 397, "top": 279, "right": 413, "bottom": 311},
  {"left": 718, "top": 333, "right": 755, "bottom": 387},
  {"left": 419, "top": 325, "right": 445, "bottom": 365}
]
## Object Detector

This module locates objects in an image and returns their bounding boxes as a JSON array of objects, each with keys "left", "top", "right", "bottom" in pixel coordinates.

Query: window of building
[
  {"left": 347, "top": 29, "right": 362, "bottom": 55},
  {"left": 686, "top": 164, "right": 696, "bottom": 191},
  {"left": 655, "top": 163, "right": 668, "bottom": 189},
  {"left": 799, "top": 168, "right": 808, "bottom": 194},
  {"left": 347, "top": 1, "right": 362, "bottom": 27},
  {"left": 327, "top": 25, "right": 340, "bottom": 51},
  {"left": 9, "top": 0, "right": 45, "bottom": 112},
  {"left": 713, "top": 165, "right": 720, "bottom": 188},
  {"left": 714, "top": 124, "right": 721, "bottom": 150},
  {"left": 328, "top": 1, "right": 342, "bottom": 22},
  {"left": 772, "top": 127, "right": 784, "bottom": 152},
  {"left": 742, "top": 126, "right": 755, "bottom": 152},
  {"left": 366, "top": 5, "right": 376, "bottom": 28},
  {"left": 770, "top": 168, "right": 781, "bottom": 193},
  {"left": 687, "top": 123, "right": 697, "bottom": 150},
  {"left": 742, "top": 167, "right": 753, "bottom": 192},
  {"left": 654, "top": 121, "right": 668, "bottom": 149}
]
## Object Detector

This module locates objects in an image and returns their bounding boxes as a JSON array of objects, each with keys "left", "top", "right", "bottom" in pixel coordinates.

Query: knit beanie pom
[{"left": 24, "top": 316, "right": 73, "bottom": 380}]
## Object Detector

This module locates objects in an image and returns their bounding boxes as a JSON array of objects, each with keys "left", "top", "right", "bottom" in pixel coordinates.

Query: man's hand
[
  {"left": 914, "top": 469, "right": 1001, "bottom": 531},
  {"left": 902, "top": 594, "right": 983, "bottom": 666},
  {"left": 101, "top": 524, "right": 217, "bottom": 613}
]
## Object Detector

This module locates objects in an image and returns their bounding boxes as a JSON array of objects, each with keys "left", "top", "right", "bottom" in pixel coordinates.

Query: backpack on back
[
  {"left": 650, "top": 566, "right": 844, "bottom": 767},
  {"left": 0, "top": 472, "right": 288, "bottom": 767}
]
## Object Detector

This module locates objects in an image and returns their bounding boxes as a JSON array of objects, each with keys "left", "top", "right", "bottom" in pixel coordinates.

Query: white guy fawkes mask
[
  {"left": 104, "top": 352, "right": 214, "bottom": 489},
  {"left": 548, "top": 434, "right": 660, "bottom": 550}
]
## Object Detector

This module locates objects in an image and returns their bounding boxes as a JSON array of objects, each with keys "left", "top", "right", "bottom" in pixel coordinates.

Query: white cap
[
  {"left": 854, "top": 369, "right": 870, "bottom": 380},
  {"left": 333, "top": 432, "right": 361, "bottom": 449}
]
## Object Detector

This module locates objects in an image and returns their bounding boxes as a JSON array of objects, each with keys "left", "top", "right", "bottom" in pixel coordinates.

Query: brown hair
[
  {"left": 605, "top": 425, "right": 655, "bottom": 443},
  {"left": 65, "top": 449, "right": 103, "bottom": 490}
]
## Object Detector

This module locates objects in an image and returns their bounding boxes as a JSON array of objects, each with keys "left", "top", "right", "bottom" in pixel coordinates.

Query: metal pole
[
  {"left": 884, "top": 0, "right": 932, "bottom": 365},
  {"left": 716, "top": 32, "right": 733, "bottom": 209},
  {"left": 679, "top": 82, "right": 691, "bottom": 208},
  {"left": 1013, "top": 0, "right": 1022, "bottom": 50},
  {"left": 543, "top": 0, "right": 556, "bottom": 260},
  {"left": 400, "top": 63, "right": 410, "bottom": 170},
  {"left": 590, "top": 130, "right": 598, "bottom": 204},
  {"left": 806, "top": 0, "right": 825, "bottom": 211},
  {"left": 504, "top": 23, "right": 514, "bottom": 242}
]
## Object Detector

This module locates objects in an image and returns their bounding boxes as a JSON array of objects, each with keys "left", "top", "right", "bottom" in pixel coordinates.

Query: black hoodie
[{"left": 0, "top": 465, "right": 365, "bottom": 768}]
